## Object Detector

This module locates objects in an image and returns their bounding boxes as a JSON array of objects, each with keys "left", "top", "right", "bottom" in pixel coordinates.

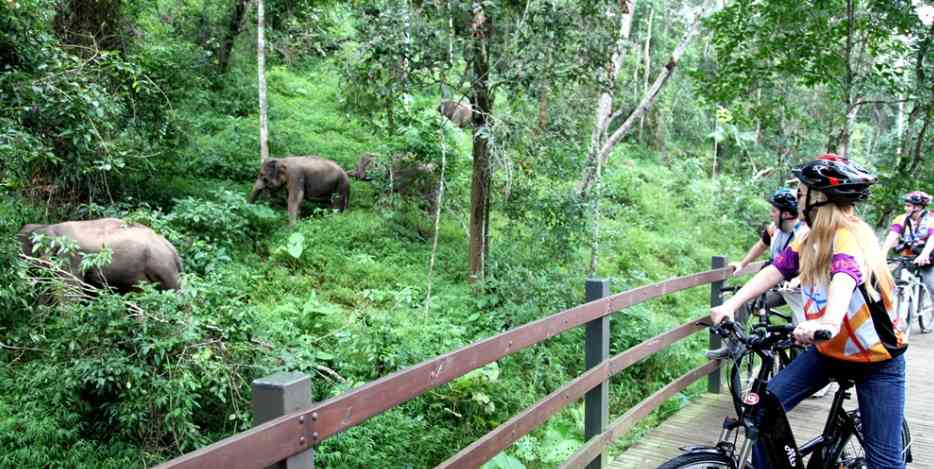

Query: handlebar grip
[{"left": 814, "top": 330, "right": 833, "bottom": 341}]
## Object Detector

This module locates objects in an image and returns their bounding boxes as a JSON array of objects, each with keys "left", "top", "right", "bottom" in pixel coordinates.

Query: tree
[
  {"left": 578, "top": 1, "right": 716, "bottom": 202},
  {"left": 342, "top": 1, "right": 620, "bottom": 282},
  {"left": 257, "top": 0, "right": 269, "bottom": 161},
  {"left": 698, "top": 0, "right": 919, "bottom": 158}
]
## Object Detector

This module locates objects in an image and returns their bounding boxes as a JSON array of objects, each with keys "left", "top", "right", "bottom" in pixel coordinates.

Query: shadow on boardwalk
[{"left": 611, "top": 331, "right": 934, "bottom": 469}]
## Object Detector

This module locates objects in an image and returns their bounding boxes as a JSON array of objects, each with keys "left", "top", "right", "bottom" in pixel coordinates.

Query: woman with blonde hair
[{"left": 711, "top": 154, "right": 907, "bottom": 468}]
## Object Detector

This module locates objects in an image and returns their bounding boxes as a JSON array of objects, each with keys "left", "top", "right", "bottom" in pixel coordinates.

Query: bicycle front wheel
[
  {"left": 656, "top": 452, "right": 740, "bottom": 469},
  {"left": 917, "top": 283, "right": 933, "bottom": 334}
]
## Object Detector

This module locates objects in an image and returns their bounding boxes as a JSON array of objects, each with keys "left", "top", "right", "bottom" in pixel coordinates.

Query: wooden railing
[{"left": 156, "top": 257, "right": 763, "bottom": 469}]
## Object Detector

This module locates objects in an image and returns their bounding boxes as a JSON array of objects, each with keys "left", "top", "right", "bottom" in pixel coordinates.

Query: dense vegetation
[{"left": 1, "top": 0, "right": 931, "bottom": 468}]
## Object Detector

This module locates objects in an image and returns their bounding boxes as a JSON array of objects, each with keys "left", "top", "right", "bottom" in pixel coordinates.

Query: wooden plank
[
  {"left": 560, "top": 361, "right": 719, "bottom": 469},
  {"left": 439, "top": 315, "right": 710, "bottom": 469},
  {"left": 157, "top": 267, "right": 737, "bottom": 469}
]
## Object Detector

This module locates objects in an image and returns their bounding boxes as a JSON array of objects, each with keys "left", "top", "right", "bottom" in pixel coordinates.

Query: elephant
[
  {"left": 17, "top": 218, "right": 182, "bottom": 293},
  {"left": 247, "top": 156, "right": 350, "bottom": 225},
  {"left": 438, "top": 100, "right": 473, "bottom": 128},
  {"left": 350, "top": 153, "right": 438, "bottom": 212}
]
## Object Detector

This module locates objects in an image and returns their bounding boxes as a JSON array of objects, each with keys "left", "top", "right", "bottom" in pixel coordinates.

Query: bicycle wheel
[
  {"left": 729, "top": 352, "right": 762, "bottom": 418},
  {"left": 728, "top": 350, "right": 780, "bottom": 418},
  {"left": 917, "top": 283, "right": 933, "bottom": 334},
  {"left": 895, "top": 286, "right": 913, "bottom": 339},
  {"left": 837, "top": 412, "right": 912, "bottom": 466},
  {"left": 656, "top": 452, "right": 739, "bottom": 469}
]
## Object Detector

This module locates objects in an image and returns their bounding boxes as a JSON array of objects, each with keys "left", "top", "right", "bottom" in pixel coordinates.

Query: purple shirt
[{"left": 772, "top": 247, "right": 862, "bottom": 285}]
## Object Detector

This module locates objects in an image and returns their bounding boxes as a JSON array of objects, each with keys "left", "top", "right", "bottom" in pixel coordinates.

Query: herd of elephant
[{"left": 14, "top": 100, "right": 473, "bottom": 295}]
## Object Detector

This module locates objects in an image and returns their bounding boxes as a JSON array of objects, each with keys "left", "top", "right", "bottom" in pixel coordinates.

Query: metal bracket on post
[
  {"left": 708, "top": 256, "right": 727, "bottom": 394},
  {"left": 253, "top": 372, "right": 314, "bottom": 469},
  {"left": 584, "top": 278, "right": 610, "bottom": 469}
]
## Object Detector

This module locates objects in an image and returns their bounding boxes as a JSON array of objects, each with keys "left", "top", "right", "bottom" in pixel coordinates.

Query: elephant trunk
[{"left": 247, "top": 180, "right": 264, "bottom": 202}]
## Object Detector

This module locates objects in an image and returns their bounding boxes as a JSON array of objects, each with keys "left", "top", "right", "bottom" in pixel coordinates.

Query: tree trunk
[
  {"left": 638, "top": 8, "right": 654, "bottom": 139},
  {"left": 585, "top": 1, "right": 635, "bottom": 276},
  {"left": 218, "top": 0, "right": 251, "bottom": 73},
  {"left": 839, "top": 0, "right": 855, "bottom": 157},
  {"left": 257, "top": 0, "right": 269, "bottom": 162},
  {"left": 467, "top": 6, "right": 493, "bottom": 283}
]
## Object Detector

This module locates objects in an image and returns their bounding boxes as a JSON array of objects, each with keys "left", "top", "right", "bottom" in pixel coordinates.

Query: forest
[{"left": 1, "top": 0, "right": 932, "bottom": 467}]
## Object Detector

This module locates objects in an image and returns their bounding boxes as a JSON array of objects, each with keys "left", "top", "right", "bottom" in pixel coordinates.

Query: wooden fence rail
[{"left": 155, "top": 258, "right": 763, "bottom": 469}]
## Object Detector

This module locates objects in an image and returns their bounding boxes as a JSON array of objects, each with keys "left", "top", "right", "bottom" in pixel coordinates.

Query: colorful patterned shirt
[
  {"left": 889, "top": 211, "right": 933, "bottom": 256},
  {"left": 772, "top": 228, "right": 905, "bottom": 363},
  {"left": 762, "top": 221, "right": 809, "bottom": 262}
]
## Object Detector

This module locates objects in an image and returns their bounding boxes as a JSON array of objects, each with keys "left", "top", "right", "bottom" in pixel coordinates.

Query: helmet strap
[{"left": 802, "top": 190, "right": 832, "bottom": 227}]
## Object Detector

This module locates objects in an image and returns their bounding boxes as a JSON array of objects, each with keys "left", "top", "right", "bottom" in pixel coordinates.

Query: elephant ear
[{"left": 263, "top": 159, "right": 279, "bottom": 179}]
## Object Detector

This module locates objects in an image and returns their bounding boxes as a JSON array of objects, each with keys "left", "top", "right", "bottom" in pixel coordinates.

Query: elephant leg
[
  {"left": 148, "top": 261, "right": 180, "bottom": 291},
  {"left": 287, "top": 187, "right": 304, "bottom": 226},
  {"left": 333, "top": 178, "right": 350, "bottom": 212}
]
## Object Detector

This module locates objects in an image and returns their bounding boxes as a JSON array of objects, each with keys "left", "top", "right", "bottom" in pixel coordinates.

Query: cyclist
[
  {"left": 882, "top": 191, "right": 934, "bottom": 305},
  {"left": 730, "top": 187, "right": 809, "bottom": 324},
  {"left": 711, "top": 154, "right": 906, "bottom": 469}
]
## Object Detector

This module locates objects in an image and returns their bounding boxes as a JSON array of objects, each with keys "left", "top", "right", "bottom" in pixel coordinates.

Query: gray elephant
[
  {"left": 17, "top": 218, "right": 182, "bottom": 293},
  {"left": 247, "top": 156, "right": 350, "bottom": 226},
  {"left": 438, "top": 100, "right": 473, "bottom": 128},
  {"left": 350, "top": 153, "right": 438, "bottom": 212}
]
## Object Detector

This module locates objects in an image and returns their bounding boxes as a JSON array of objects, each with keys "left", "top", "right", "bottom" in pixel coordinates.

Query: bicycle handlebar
[{"left": 707, "top": 320, "right": 831, "bottom": 351}]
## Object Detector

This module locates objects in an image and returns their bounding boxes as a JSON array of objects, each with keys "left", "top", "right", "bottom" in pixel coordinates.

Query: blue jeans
[{"left": 751, "top": 347, "right": 906, "bottom": 469}]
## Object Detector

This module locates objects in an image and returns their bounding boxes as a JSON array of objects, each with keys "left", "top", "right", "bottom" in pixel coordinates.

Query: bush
[{"left": 0, "top": 265, "right": 276, "bottom": 462}]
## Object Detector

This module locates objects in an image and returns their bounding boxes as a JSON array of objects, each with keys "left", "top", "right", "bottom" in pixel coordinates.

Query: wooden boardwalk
[{"left": 611, "top": 328, "right": 934, "bottom": 468}]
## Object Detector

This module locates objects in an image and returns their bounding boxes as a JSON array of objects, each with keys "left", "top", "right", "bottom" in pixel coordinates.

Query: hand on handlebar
[
  {"left": 792, "top": 320, "right": 838, "bottom": 345},
  {"left": 913, "top": 255, "right": 931, "bottom": 267},
  {"left": 710, "top": 302, "right": 737, "bottom": 326},
  {"left": 728, "top": 261, "right": 744, "bottom": 277}
]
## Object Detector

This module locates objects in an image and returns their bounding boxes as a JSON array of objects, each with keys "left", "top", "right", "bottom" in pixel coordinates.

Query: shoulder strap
[
  {"left": 858, "top": 276, "right": 908, "bottom": 358},
  {"left": 904, "top": 215, "right": 916, "bottom": 239}
]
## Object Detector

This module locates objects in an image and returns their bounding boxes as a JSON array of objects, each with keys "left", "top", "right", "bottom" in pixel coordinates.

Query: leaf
[
  {"left": 287, "top": 232, "right": 305, "bottom": 259},
  {"left": 482, "top": 453, "right": 525, "bottom": 469}
]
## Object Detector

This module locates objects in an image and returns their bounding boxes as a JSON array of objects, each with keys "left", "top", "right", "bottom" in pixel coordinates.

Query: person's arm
[
  {"left": 730, "top": 240, "right": 768, "bottom": 275},
  {"left": 794, "top": 273, "right": 855, "bottom": 344},
  {"left": 711, "top": 265, "right": 784, "bottom": 324},
  {"left": 881, "top": 230, "right": 900, "bottom": 257},
  {"left": 916, "top": 231, "right": 934, "bottom": 266}
]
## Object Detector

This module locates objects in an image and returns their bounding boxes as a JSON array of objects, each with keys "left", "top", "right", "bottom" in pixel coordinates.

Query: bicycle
[
  {"left": 659, "top": 320, "right": 912, "bottom": 469},
  {"left": 889, "top": 256, "right": 934, "bottom": 336},
  {"left": 716, "top": 286, "right": 802, "bottom": 418}
]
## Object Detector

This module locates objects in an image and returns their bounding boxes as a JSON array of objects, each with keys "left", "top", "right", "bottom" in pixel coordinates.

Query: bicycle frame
[
  {"left": 891, "top": 256, "right": 925, "bottom": 334},
  {"left": 681, "top": 325, "right": 861, "bottom": 469}
]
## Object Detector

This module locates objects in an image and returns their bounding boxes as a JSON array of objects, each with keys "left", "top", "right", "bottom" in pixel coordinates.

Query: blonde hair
[{"left": 798, "top": 186, "right": 894, "bottom": 300}]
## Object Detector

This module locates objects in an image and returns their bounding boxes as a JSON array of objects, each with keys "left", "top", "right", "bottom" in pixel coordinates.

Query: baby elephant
[
  {"left": 18, "top": 218, "right": 182, "bottom": 293},
  {"left": 438, "top": 100, "right": 473, "bottom": 128},
  {"left": 248, "top": 156, "right": 350, "bottom": 225}
]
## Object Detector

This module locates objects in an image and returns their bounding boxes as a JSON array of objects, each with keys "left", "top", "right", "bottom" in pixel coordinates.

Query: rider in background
[
  {"left": 730, "top": 187, "right": 809, "bottom": 324},
  {"left": 711, "top": 154, "right": 906, "bottom": 469},
  {"left": 882, "top": 191, "right": 934, "bottom": 305}
]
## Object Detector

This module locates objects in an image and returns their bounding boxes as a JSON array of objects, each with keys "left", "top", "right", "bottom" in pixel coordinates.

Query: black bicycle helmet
[
  {"left": 769, "top": 187, "right": 798, "bottom": 214},
  {"left": 791, "top": 154, "right": 876, "bottom": 203},
  {"left": 905, "top": 191, "right": 931, "bottom": 207}
]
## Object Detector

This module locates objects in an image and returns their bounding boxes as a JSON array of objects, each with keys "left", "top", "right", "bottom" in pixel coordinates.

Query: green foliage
[
  {"left": 8, "top": 1, "right": 928, "bottom": 467},
  {"left": 0, "top": 0, "right": 185, "bottom": 201},
  {"left": 1, "top": 264, "right": 275, "bottom": 464}
]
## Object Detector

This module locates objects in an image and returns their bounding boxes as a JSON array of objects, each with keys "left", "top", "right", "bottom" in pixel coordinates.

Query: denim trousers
[{"left": 751, "top": 347, "right": 906, "bottom": 469}]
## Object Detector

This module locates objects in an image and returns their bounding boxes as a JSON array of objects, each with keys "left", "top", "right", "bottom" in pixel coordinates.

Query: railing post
[
  {"left": 584, "top": 278, "right": 610, "bottom": 469},
  {"left": 253, "top": 372, "right": 314, "bottom": 469},
  {"left": 707, "top": 256, "right": 726, "bottom": 393}
]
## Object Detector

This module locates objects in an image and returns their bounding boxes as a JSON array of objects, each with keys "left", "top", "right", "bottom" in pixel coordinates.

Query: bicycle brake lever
[{"left": 705, "top": 346, "right": 731, "bottom": 360}]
